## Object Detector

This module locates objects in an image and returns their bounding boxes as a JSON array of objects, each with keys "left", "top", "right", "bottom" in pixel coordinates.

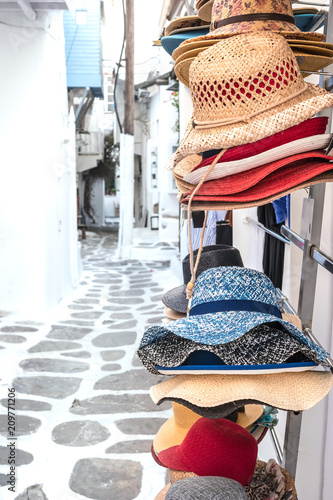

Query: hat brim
[
  {"left": 156, "top": 361, "right": 318, "bottom": 375},
  {"left": 164, "top": 306, "right": 187, "bottom": 320},
  {"left": 161, "top": 30, "right": 210, "bottom": 56},
  {"left": 183, "top": 170, "right": 333, "bottom": 211},
  {"left": 140, "top": 310, "right": 326, "bottom": 360},
  {"left": 183, "top": 137, "right": 332, "bottom": 185},
  {"left": 153, "top": 403, "right": 263, "bottom": 454},
  {"left": 150, "top": 371, "right": 333, "bottom": 412},
  {"left": 162, "top": 285, "right": 188, "bottom": 314},
  {"left": 183, "top": 153, "right": 333, "bottom": 197},
  {"left": 174, "top": 51, "right": 332, "bottom": 87},
  {"left": 181, "top": 162, "right": 333, "bottom": 207},
  {"left": 172, "top": 83, "right": 333, "bottom": 167}
]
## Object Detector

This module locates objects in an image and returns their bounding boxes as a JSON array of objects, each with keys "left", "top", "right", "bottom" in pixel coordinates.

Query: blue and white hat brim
[{"left": 140, "top": 311, "right": 328, "bottom": 362}]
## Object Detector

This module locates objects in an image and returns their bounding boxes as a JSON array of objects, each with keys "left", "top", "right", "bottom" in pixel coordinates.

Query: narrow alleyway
[{"left": 0, "top": 231, "right": 180, "bottom": 500}]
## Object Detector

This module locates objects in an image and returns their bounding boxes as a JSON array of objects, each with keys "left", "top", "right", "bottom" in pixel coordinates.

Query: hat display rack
[{"left": 144, "top": 0, "right": 333, "bottom": 496}]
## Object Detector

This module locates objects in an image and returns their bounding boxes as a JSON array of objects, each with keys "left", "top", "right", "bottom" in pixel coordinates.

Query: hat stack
[
  {"left": 142, "top": 1, "right": 333, "bottom": 497},
  {"left": 170, "top": 0, "right": 333, "bottom": 86}
]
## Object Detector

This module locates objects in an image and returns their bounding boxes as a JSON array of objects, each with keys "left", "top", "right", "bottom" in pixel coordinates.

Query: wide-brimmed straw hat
[
  {"left": 138, "top": 322, "right": 322, "bottom": 376},
  {"left": 157, "top": 418, "right": 258, "bottom": 486},
  {"left": 140, "top": 267, "right": 329, "bottom": 363},
  {"left": 170, "top": 33, "right": 333, "bottom": 169},
  {"left": 162, "top": 245, "right": 243, "bottom": 314},
  {"left": 153, "top": 402, "right": 263, "bottom": 454},
  {"left": 150, "top": 370, "right": 333, "bottom": 412},
  {"left": 194, "top": 0, "right": 324, "bottom": 41},
  {"left": 181, "top": 154, "right": 333, "bottom": 207}
]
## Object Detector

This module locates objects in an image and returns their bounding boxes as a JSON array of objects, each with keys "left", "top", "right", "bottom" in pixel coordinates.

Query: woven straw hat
[
  {"left": 171, "top": 33, "right": 333, "bottom": 169},
  {"left": 174, "top": 45, "right": 333, "bottom": 88},
  {"left": 164, "top": 306, "right": 186, "bottom": 320},
  {"left": 153, "top": 402, "right": 263, "bottom": 454},
  {"left": 194, "top": 0, "right": 324, "bottom": 41},
  {"left": 174, "top": 154, "right": 202, "bottom": 178},
  {"left": 150, "top": 371, "right": 333, "bottom": 412},
  {"left": 165, "top": 16, "right": 208, "bottom": 36}
]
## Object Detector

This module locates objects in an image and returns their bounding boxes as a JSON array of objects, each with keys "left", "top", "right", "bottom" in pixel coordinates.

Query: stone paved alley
[{"left": 0, "top": 231, "right": 180, "bottom": 500}]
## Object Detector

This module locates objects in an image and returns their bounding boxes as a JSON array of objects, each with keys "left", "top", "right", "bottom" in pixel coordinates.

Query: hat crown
[
  {"left": 190, "top": 32, "right": 304, "bottom": 124},
  {"left": 165, "top": 418, "right": 258, "bottom": 485},
  {"left": 172, "top": 402, "right": 201, "bottom": 428},
  {"left": 191, "top": 267, "right": 279, "bottom": 309},
  {"left": 211, "top": 0, "right": 294, "bottom": 22}
]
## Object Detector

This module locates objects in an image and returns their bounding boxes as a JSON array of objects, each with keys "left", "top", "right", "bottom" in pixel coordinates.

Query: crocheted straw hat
[
  {"left": 162, "top": 244, "right": 243, "bottom": 315},
  {"left": 194, "top": 0, "right": 324, "bottom": 41},
  {"left": 157, "top": 418, "right": 258, "bottom": 485},
  {"left": 170, "top": 33, "right": 333, "bottom": 169},
  {"left": 173, "top": 45, "right": 333, "bottom": 87},
  {"left": 153, "top": 402, "right": 263, "bottom": 454},
  {"left": 150, "top": 370, "right": 333, "bottom": 412},
  {"left": 164, "top": 15, "right": 208, "bottom": 37}
]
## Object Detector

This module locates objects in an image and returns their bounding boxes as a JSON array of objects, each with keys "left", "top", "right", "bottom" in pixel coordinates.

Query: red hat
[
  {"left": 157, "top": 418, "right": 258, "bottom": 486},
  {"left": 192, "top": 116, "right": 329, "bottom": 172},
  {"left": 182, "top": 152, "right": 333, "bottom": 204}
]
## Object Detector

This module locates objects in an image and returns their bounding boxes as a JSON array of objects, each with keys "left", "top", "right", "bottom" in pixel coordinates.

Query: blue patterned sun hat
[{"left": 140, "top": 267, "right": 328, "bottom": 362}]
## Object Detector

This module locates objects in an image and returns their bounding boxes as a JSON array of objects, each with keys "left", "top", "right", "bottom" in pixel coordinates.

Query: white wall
[{"left": 0, "top": 10, "right": 79, "bottom": 317}]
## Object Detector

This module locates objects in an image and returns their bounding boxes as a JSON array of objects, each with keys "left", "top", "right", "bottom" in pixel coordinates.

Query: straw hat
[
  {"left": 183, "top": 134, "right": 332, "bottom": 185},
  {"left": 140, "top": 267, "right": 328, "bottom": 363},
  {"left": 174, "top": 45, "right": 333, "bottom": 88},
  {"left": 194, "top": 0, "right": 324, "bottom": 41},
  {"left": 164, "top": 306, "right": 186, "bottom": 320},
  {"left": 165, "top": 15, "right": 208, "bottom": 37},
  {"left": 170, "top": 33, "right": 333, "bottom": 169},
  {"left": 181, "top": 155, "right": 333, "bottom": 207},
  {"left": 162, "top": 244, "right": 243, "bottom": 315},
  {"left": 150, "top": 370, "right": 333, "bottom": 412},
  {"left": 153, "top": 402, "right": 263, "bottom": 454}
]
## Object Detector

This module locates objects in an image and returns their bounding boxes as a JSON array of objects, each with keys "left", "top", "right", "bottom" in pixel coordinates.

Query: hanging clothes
[{"left": 257, "top": 203, "right": 285, "bottom": 289}]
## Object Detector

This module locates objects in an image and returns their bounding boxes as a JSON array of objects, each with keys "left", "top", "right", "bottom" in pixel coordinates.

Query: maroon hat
[
  {"left": 157, "top": 418, "right": 258, "bottom": 486},
  {"left": 182, "top": 153, "right": 333, "bottom": 204}
]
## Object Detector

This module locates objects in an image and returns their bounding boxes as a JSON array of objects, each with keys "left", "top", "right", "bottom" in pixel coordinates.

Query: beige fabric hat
[
  {"left": 164, "top": 306, "right": 187, "bottom": 320},
  {"left": 153, "top": 401, "right": 263, "bottom": 454},
  {"left": 150, "top": 371, "right": 333, "bottom": 411},
  {"left": 170, "top": 33, "right": 333, "bottom": 169},
  {"left": 165, "top": 15, "right": 208, "bottom": 36}
]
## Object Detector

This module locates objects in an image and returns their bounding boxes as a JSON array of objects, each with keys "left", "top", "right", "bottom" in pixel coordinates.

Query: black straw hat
[{"left": 162, "top": 245, "right": 244, "bottom": 314}]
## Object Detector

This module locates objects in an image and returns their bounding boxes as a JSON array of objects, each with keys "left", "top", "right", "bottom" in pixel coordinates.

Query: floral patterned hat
[{"left": 192, "top": 0, "right": 324, "bottom": 41}]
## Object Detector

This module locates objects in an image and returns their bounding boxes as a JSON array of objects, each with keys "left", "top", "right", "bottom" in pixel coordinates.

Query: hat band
[
  {"left": 189, "top": 299, "right": 282, "bottom": 318},
  {"left": 193, "top": 83, "right": 308, "bottom": 130},
  {"left": 210, "top": 13, "right": 296, "bottom": 30}
]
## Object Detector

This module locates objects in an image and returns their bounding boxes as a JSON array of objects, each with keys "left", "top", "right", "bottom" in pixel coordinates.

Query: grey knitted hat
[{"left": 165, "top": 477, "right": 248, "bottom": 499}]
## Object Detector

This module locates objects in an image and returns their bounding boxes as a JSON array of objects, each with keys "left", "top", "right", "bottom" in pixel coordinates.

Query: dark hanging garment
[{"left": 257, "top": 203, "right": 285, "bottom": 289}]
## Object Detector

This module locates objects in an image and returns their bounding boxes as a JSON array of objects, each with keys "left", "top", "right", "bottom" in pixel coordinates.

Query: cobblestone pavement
[{"left": 0, "top": 231, "right": 180, "bottom": 500}]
